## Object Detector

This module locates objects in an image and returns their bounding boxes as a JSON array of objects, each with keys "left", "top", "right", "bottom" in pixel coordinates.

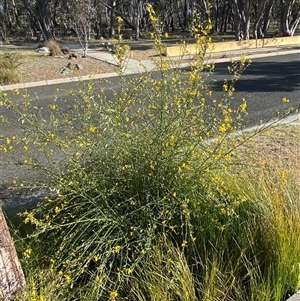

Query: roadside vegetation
[
  {"left": 1, "top": 8, "right": 300, "bottom": 301},
  {"left": 0, "top": 52, "right": 22, "bottom": 84}
]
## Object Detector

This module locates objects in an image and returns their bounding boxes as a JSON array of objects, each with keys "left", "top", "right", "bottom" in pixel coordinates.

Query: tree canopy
[{"left": 0, "top": 0, "right": 299, "bottom": 42}]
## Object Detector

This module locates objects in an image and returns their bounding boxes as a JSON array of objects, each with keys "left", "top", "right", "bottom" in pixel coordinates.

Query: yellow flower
[
  {"left": 167, "top": 258, "right": 174, "bottom": 264},
  {"left": 238, "top": 99, "right": 247, "bottom": 111},
  {"left": 113, "top": 245, "right": 121, "bottom": 253},
  {"left": 89, "top": 125, "right": 97, "bottom": 132},
  {"left": 49, "top": 104, "right": 57, "bottom": 110},
  {"left": 282, "top": 97, "right": 289, "bottom": 103},
  {"left": 93, "top": 255, "right": 99, "bottom": 262},
  {"left": 23, "top": 248, "right": 32, "bottom": 258},
  {"left": 240, "top": 53, "right": 246, "bottom": 64},
  {"left": 146, "top": 4, "right": 152, "bottom": 12},
  {"left": 219, "top": 123, "right": 227, "bottom": 133},
  {"left": 280, "top": 170, "right": 287, "bottom": 183},
  {"left": 116, "top": 16, "right": 123, "bottom": 22},
  {"left": 95, "top": 275, "right": 103, "bottom": 283},
  {"left": 110, "top": 291, "right": 118, "bottom": 299},
  {"left": 64, "top": 274, "right": 71, "bottom": 283}
]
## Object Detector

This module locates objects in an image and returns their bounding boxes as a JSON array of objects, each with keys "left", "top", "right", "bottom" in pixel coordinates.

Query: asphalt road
[
  {"left": 1, "top": 52, "right": 300, "bottom": 188},
  {"left": 210, "top": 53, "right": 300, "bottom": 126},
  {"left": 2, "top": 52, "right": 300, "bottom": 127}
]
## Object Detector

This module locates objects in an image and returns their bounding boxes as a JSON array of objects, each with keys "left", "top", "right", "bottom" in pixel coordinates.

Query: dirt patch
[{"left": 16, "top": 53, "right": 118, "bottom": 84}]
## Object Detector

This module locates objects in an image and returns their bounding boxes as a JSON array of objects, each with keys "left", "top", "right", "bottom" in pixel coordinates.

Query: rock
[
  {"left": 75, "top": 63, "right": 83, "bottom": 70},
  {"left": 60, "top": 67, "right": 71, "bottom": 74},
  {"left": 60, "top": 46, "right": 70, "bottom": 54},
  {"left": 49, "top": 50, "right": 62, "bottom": 56},
  {"left": 36, "top": 46, "right": 50, "bottom": 54},
  {"left": 66, "top": 62, "right": 76, "bottom": 70},
  {"left": 65, "top": 63, "right": 83, "bottom": 71},
  {"left": 68, "top": 52, "right": 82, "bottom": 59}
]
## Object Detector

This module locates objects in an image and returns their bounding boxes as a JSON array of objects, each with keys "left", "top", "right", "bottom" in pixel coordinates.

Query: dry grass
[{"left": 238, "top": 124, "right": 300, "bottom": 181}]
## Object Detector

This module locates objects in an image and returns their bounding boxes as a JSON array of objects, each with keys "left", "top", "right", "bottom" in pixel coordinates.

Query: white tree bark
[
  {"left": 230, "top": 0, "right": 253, "bottom": 40},
  {"left": 281, "top": 0, "right": 300, "bottom": 36},
  {"left": 0, "top": 208, "right": 25, "bottom": 300}
]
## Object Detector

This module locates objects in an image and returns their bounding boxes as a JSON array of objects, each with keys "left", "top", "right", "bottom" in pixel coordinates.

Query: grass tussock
[
  {"left": 45, "top": 39, "right": 62, "bottom": 56},
  {"left": 1, "top": 7, "right": 300, "bottom": 301},
  {"left": 0, "top": 52, "right": 21, "bottom": 84}
]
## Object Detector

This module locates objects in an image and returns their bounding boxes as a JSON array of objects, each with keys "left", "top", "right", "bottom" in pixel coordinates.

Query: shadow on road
[{"left": 212, "top": 59, "right": 300, "bottom": 93}]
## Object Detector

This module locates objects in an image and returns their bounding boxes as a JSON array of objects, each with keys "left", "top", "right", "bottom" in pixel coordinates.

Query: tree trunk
[
  {"left": 253, "top": 0, "right": 274, "bottom": 39},
  {"left": 22, "top": 0, "right": 54, "bottom": 41},
  {"left": 0, "top": 208, "right": 25, "bottom": 300},
  {"left": 135, "top": 0, "right": 142, "bottom": 40},
  {"left": 281, "top": 0, "right": 300, "bottom": 36},
  {"left": 109, "top": 0, "right": 116, "bottom": 38},
  {"left": 183, "top": 0, "right": 190, "bottom": 31},
  {"left": 230, "top": 0, "right": 252, "bottom": 40}
]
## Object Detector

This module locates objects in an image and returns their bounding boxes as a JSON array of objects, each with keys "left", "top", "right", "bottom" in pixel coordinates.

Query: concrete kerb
[
  {"left": 165, "top": 35, "right": 300, "bottom": 56},
  {"left": 287, "top": 290, "right": 300, "bottom": 301}
]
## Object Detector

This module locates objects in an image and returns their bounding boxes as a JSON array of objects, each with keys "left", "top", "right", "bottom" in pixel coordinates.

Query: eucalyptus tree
[
  {"left": 208, "top": 0, "right": 233, "bottom": 33},
  {"left": 21, "top": 0, "right": 55, "bottom": 40},
  {"left": 0, "top": 0, "right": 22, "bottom": 41},
  {"left": 58, "top": 0, "right": 97, "bottom": 56},
  {"left": 252, "top": 0, "right": 275, "bottom": 39},
  {"left": 280, "top": 0, "right": 300, "bottom": 36},
  {"left": 229, "top": 0, "right": 252, "bottom": 40}
]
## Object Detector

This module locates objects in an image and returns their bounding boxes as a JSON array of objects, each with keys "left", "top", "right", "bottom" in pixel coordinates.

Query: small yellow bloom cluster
[
  {"left": 282, "top": 97, "right": 290, "bottom": 103},
  {"left": 110, "top": 291, "right": 118, "bottom": 300},
  {"left": 23, "top": 248, "right": 32, "bottom": 258},
  {"left": 29, "top": 289, "right": 44, "bottom": 301},
  {"left": 24, "top": 211, "right": 40, "bottom": 226}
]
